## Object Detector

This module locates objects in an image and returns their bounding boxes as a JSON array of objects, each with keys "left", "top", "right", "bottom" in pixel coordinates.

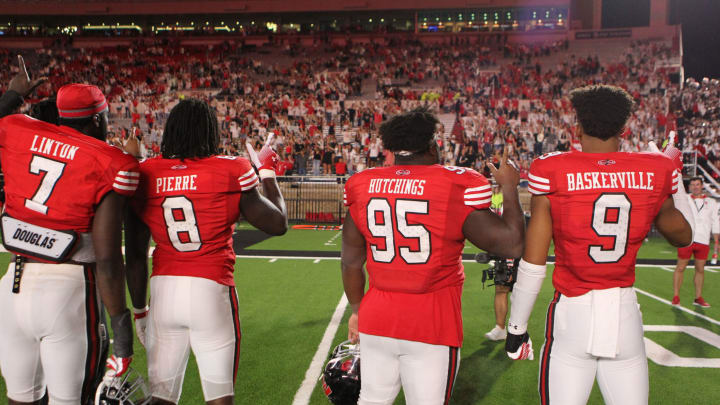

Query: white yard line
[
  {"left": 269, "top": 258, "right": 277, "bottom": 263},
  {"left": 634, "top": 287, "right": 720, "bottom": 327},
  {"left": 313, "top": 259, "right": 321, "bottom": 264},
  {"left": 291, "top": 293, "right": 349, "bottom": 405},
  {"left": 324, "top": 231, "right": 342, "bottom": 246}
]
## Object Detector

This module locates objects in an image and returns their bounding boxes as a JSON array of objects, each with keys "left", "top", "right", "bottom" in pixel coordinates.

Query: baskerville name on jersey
[
  {"left": 156, "top": 175, "right": 198, "bottom": 193},
  {"left": 566, "top": 171, "right": 655, "bottom": 192},
  {"left": 367, "top": 178, "right": 426, "bottom": 196},
  {"left": 29, "top": 134, "right": 79, "bottom": 160}
]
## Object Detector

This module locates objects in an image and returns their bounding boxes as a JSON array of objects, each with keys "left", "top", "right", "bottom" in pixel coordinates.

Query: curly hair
[
  {"left": 379, "top": 107, "right": 439, "bottom": 154},
  {"left": 569, "top": 85, "right": 635, "bottom": 141},
  {"left": 161, "top": 98, "right": 220, "bottom": 159}
]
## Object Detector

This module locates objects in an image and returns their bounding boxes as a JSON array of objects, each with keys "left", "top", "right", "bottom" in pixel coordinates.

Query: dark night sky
[{"left": 669, "top": 0, "right": 720, "bottom": 79}]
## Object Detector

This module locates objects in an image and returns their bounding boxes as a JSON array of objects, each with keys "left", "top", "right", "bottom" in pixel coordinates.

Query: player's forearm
[
  {"left": 95, "top": 258, "right": 129, "bottom": 317},
  {"left": 125, "top": 260, "right": 148, "bottom": 309},
  {"left": 341, "top": 264, "right": 365, "bottom": 310},
  {"left": 507, "top": 259, "right": 546, "bottom": 335},
  {"left": 260, "top": 177, "right": 288, "bottom": 234},
  {"left": 497, "top": 186, "right": 525, "bottom": 257}
]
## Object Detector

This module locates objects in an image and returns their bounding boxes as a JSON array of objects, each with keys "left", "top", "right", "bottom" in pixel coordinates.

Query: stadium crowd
[{"left": 2, "top": 37, "right": 716, "bottom": 180}]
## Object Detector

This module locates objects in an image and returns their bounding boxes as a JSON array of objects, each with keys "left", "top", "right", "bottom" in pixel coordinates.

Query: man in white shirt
[{"left": 673, "top": 177, "right": 719, "bottom": 307}]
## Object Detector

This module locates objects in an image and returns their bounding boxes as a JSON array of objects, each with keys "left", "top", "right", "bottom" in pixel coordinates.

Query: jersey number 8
[
  {"left": 162, "top": 196, "right": 202, "bottom": 252},
  {"left": 366, "top": 198, "right": 431, "bottom": 264}
]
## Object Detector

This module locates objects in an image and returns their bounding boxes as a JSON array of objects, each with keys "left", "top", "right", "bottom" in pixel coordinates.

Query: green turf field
[{"left": 1, "top": 230, "right": 719, "bottom": 405}]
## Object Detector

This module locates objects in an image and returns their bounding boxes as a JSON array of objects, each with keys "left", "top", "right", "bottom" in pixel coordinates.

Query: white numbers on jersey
[
  {"left": 162, "top": 196, "right": 202, "bottom": 252},
  {"left": 588, "top": 193, "right": 631, "bottom": 263},
  {"left": 538, "top": 151, "right": 564, "bottom": 160},
  {"left": 25, "top": 155, "right": 66, "bottom": 215},
  {"left": 366, "top": 198, "right": 431, "bottom": 264},
  {"left": 443, "top": 166, "right": 467, "bottom": 175}
]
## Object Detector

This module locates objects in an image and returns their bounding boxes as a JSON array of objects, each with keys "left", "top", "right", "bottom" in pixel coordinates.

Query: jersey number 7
[
  {"left": 366, "top": 198, "right": 431, "bottom": 265},
  {"left": 25, "top": 155, "right": 66, "bottom": 215}
]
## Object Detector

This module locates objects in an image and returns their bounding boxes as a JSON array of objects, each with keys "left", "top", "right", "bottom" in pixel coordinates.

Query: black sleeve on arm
[{"left": 0, "top": 90, "right": 23, "bottom": 118}]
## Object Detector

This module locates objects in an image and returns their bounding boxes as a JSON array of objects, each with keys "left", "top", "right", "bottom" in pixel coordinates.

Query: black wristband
[
  {"left": 505, "top": 331, "right": 527, "bottom": 353},
  {"left": 110, "top": 309, "right": 134, "bottom": 358}
]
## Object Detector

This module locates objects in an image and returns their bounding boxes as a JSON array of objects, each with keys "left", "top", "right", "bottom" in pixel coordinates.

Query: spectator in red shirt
[{"left": 335, "top": 157, "right": 347, "bottom": 176}]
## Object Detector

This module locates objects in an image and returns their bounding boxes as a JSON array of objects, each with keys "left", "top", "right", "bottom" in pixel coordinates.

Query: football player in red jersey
[
  {"left": 0, "top": 83, "right": 139, "bottom": 405},
  {"left": 124, "top": 98, "right": 287, "bottom": 405},
  {"left": 505, "top": 85, "right": 693, "bottom": 405},
  {"left": 342, "top": 108, "right": 525, "bottom": 405}
]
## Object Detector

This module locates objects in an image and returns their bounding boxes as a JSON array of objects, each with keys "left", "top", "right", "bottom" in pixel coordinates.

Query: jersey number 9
[{"left": 588, "top": 193, "right": 631, "bottom": 263}]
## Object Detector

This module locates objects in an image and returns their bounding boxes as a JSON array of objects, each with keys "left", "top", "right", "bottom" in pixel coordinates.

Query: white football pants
[
  {"left": 538, "top": 288, "right": 648, "bottom": 405},
  {"left": 358, "top": 333, "right": 460, "bottom": 405},
  {"left": 0, "top": 262, "right": 104, "bottom": 405},
  {"left": 147, "top": 275, "right": 241, "bottom": 403}
]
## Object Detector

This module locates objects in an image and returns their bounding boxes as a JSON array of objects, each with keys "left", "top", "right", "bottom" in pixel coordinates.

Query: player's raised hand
[
  {"left": 649, "top": 131, "right": 683, "bottom": 171},
  {"left": 506, "top": 331, "right": 534, "bottom": 360},
  {"left": 245, "top": 132, "right": 279, "bottom": 179},
  {"left": 8, "top": 55, "right": 47, "bottom": 98},
  {"left": 487, "top": 144, "right": 520, "bottom": 188},
  {"left": 123, "top": 132, "right": 141, "bottom": 159}
]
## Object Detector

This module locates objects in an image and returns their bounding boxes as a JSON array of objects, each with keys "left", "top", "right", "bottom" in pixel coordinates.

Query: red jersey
[
  {"left": 344, "top": 164, "right": 491, "bottom": 347},
  {"left": 132, "top": 155, "right": 259, "bottom": 286},
  {"left": 0, "top": 114, "right": 138, "bottom": 235},
  {"left": 528, "top": 151, "right": 678, "bottom": 296}
]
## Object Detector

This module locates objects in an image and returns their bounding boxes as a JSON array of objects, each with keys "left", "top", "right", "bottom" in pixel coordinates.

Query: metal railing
[
  {"left": 683, "top": 150, "right": 720, "bottom": 198},
  {"left": 275, "top": 176, "right": 348, "bottom": 224}
]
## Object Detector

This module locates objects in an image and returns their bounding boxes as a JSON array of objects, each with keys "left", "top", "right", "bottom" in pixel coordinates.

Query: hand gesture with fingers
[
  {"left": 245, "top": 132, "right": 279, "bottom": 179},
  {"left": 487, "top": 145, "right": 520, "bottom": 188},
  {"left": 123, "top": 131, "right": 141, "bottom": 159},
  {"left": 8, "top": 55, "right": 47, "bottom": 98}
]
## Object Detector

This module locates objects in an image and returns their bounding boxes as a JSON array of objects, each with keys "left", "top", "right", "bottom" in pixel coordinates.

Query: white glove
[
  {"left": 105, "top": 354, "right": 132, "bottom": 380},
  {"left": 245, "top": 133, "right": 279, "bottom": 180},
  {"left": 133, "top": 306, "right": 149, "bottom": 347}
]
